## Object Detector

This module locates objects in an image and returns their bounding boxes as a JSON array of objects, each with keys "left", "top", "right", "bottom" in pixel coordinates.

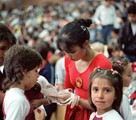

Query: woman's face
[{"left": 63, "top": 46, "right": 86, "bottom": 61}]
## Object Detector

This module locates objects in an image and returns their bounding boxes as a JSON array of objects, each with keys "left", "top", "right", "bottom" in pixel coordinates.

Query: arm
[
  {"left": 120, "top": 95, "right": 133, "bottom": 120},
  {"left": 0, "top": 91, "right": 4, "bottom": 105},
  {"left": 31, "top": 98, "right": 51, "bottom": 109},
  {"left": 4, "top": 99, "right": 29, "bottom": 120},
  {"left": 92, "top": 6, "right": 102, "bottom": 25}
]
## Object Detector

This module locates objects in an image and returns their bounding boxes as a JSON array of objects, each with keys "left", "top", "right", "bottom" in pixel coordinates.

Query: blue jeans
[{"left": 101, "top": 24, "right": 113, "bottom": 45}]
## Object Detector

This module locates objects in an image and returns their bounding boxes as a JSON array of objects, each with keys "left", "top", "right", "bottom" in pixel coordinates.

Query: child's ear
[{"left": 22, "top": 70, "right": 29, "bottom": 77}]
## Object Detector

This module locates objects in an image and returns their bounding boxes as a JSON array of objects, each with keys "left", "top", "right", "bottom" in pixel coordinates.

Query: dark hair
[
  {"left": 109, "top": 57, "right": 129, "bottom": 75},
  {"left": 107, "top": 41, "right": 120, "bottom": 58},
  {"left": 34, "top": 41, "right": 50, "bottom": 60},
  {"left": 3, "top": 45, "right": 42, "bottom": 90},
  {"left": 112, "top": 28, "right": 119, "bottom": 35},
  {"left": 127, "top": 2, "right": 136, "bottom": 14},
  {"left": 0, "top": 23, "right": 16, "bottom": 46},
  {"left": 57, "top": 19, "right": 92, "bottom": 52},
  {"left": 88, "top": 68, "right": 123, "bottom": 112}
]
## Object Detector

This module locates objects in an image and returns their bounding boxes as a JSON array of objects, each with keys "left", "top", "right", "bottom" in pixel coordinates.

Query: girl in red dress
[{"left": 57, "top": 19, "right": 112, "bottom": 120}]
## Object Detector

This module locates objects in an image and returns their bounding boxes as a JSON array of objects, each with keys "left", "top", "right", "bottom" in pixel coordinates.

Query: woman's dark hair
[
  {"left": 2, "top": 45, "right": 42, "bottom": 90},
  {"left": 34, "top": 41, "right": 50, "bottom": 60},
  {"left": 57, "top": 19, "right": 92, "bottom": 52},
  {"left": 0, "top": 23, "right": 16, "bottom": 46},
  {"left": 109, "top": 57, "right": 129, "bottom": 75},
  {"left": 88, "top": 68, "right": 123, "bottom": 112}
]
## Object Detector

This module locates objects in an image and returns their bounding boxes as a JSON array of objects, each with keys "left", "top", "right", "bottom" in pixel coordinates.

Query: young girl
[
  {"left": 56, "top": 19, "right": 112, "bottom": 120},
  {"left": 110, "top": 57, "right": 133, "bottom": 120},
  {"left": 2, "top": 45, "right": 44, "bottom": 120},
  {"left": 88, "top": 68, "right": 123, "bottom": 120}
]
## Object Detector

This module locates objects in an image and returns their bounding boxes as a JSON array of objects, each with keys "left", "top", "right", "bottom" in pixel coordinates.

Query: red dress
[{"left": 64, "top": 54, "right": 112, "bottom": 120}]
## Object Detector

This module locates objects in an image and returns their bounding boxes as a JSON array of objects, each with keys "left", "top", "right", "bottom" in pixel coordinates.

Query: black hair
[
  {"left": 0, "top": 23, "right": 16, "bottom": 46},
  {"left": 127, "top": 2, "right": 136, "bottom": 14},
  {"left": 88, "top": 68, "right": 123, "bottom": 112},
  {"left": 57, "top": 19, "right": 92, "bottom": 52},
  {"left": 2, "top": 45, "right": 42, "bottom": 90},
  {"left": 107, "top": 41, "right": 120, "bottom": 58}
]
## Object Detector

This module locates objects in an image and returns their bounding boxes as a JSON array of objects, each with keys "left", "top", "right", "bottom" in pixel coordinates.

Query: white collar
[{"left": 0, "top": 65, "right": 4, "bottom": 73}]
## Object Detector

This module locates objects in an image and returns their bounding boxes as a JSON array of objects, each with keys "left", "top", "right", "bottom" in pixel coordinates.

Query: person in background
[
  {"left": 93, "top": 0, "right": 117, "bottom": 44},
  {"left": 91, "top": 42, "right": 105, "bottom": 54},
  {"left": 34, "top": 41, "right": 55, "bottom": 85},
  {"left": 118, "top": 2, "right": 136, "bottom": 62},
  {"left": 107, "top": 40, "right": 124, "bottom": 58},
  {"left": 2, "top": 45, "right": 45, "bottom": 120},
  {"left": 88, "top": 68, "right": 123, "bottom": 120},
  {"left": 110, "top": 56, "right": 133, "bottom": 120},
  {"left": 56, "top": 19, "right": 112, "bottom": 120}
]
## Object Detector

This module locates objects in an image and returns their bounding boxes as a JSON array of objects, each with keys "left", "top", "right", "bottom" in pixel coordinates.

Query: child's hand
[
  {"left": 34, "top": 108, "right": 45, "bottom": 120},
  {"left": 31, "top": 99, "right": 42, "bottom": 109}
]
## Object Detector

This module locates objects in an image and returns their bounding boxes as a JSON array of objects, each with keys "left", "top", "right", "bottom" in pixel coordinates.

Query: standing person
[
  {"left": 93, "top": 0, "right": 117, "bottom": 44},
  {"left": 109, "top": 56, "right": 133, "bottom": 120},
  {"left": 2, "top": 45, "right": 44, "bottom": 120},
  {"left": 88, "top": 68, "right": 123, "bottom": 120},
  {"left": 118, "top": 2, "right": 136, "bottom": 62},
  {"left": 57, "top": 19, "right": 112, "bottom": 120}
]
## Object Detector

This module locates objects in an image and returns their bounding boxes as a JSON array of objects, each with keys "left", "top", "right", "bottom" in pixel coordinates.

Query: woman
[{"left": 57, "top": 19, "right": 112, "bottom": 120}]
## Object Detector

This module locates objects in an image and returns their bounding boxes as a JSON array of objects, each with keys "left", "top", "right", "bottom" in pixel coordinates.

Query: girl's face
[
  {"left": 24, "top": 66, "right": 39, "bottom": 90},
  {"left": 63, "top": 46, "right": 86, "bottom": 61},
  {"left": 122, "top": 63, "right": 132, "bottom": 87},
  {"left": 91, "top": 77, "right": 116, "bottom": 115}
]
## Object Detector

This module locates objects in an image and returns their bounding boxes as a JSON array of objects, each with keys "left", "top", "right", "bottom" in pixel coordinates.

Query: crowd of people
[{"left": 0, "top": 0, "right": 136, "bottom": 120}]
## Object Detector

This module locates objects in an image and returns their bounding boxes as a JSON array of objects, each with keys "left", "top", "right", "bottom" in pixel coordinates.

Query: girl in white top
[
  {"left": 88, "top": 68, "right": 123, "bottom": 120},
  {"left": 2, "top": 45, "right": 45, "bottom": 120}
]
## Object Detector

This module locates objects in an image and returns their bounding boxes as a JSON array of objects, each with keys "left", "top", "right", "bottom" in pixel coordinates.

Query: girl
[
  {"left": 110, "top": 57, "right": 133, "bottom": 120},
  {"left": 2, "top": 45, "right": 44, "bottom": 120},
  {"left": 88, "top": 68, "right": 123, "bottom": 120},
  {"left": 57, "top": 19, "right": 112, "bottom": 120}
]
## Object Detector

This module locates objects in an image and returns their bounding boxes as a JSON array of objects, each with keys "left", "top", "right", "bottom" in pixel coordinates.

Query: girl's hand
[
  {"left": 31, "top": 99, "right": 42, "bottom": 109},
  {"left": 57, "top": 92, "right": 71, "bottom": 101},
  {"left": 34, "top": 108, "right": 45, "bottom": 120}
]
